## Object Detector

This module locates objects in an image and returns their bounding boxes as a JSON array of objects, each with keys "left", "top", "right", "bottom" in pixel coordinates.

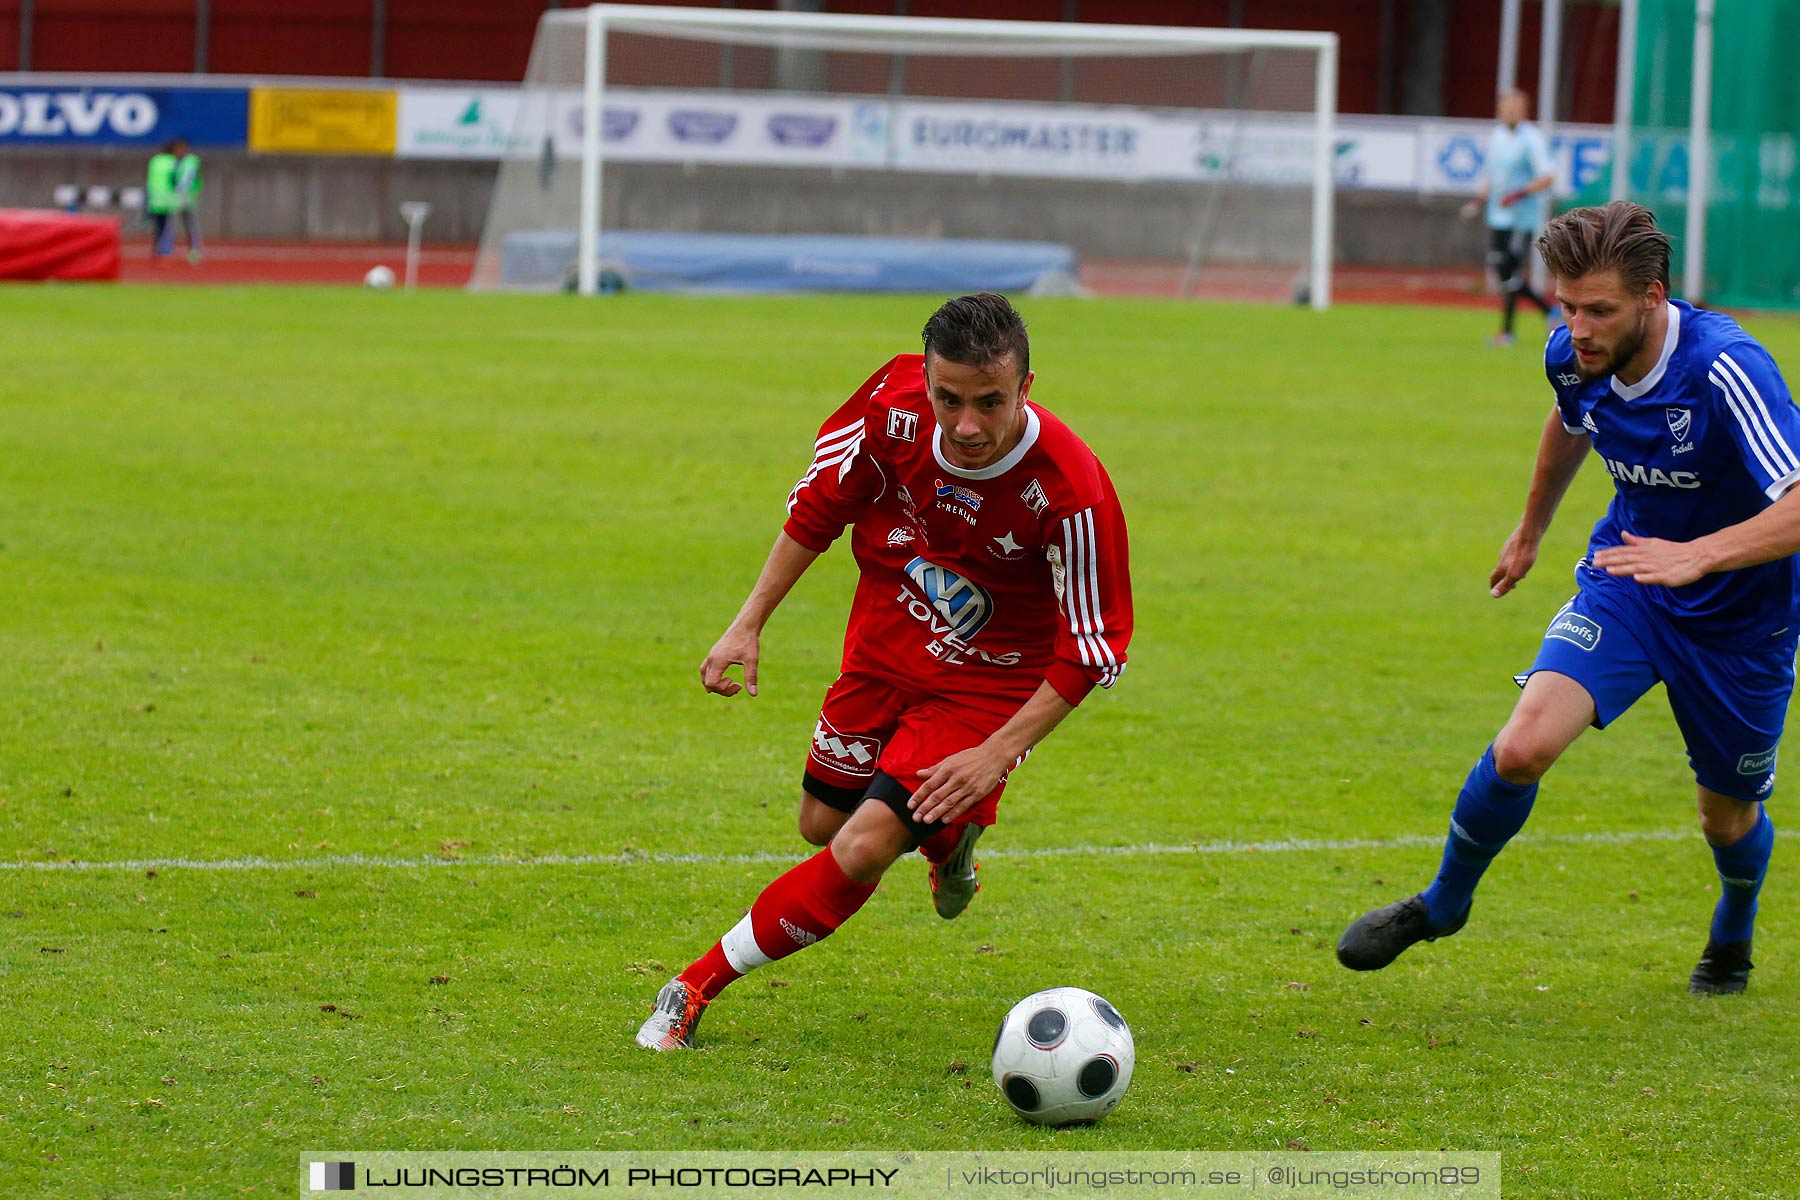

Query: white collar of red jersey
[
  {"left": 931, "top": 405, "right": 1042, "bottom": 480},
  {"left": 1610, "top": 300, "right": 1680, "bottom": 402}
]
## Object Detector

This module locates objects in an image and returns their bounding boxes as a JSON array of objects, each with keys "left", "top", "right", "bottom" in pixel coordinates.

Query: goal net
[{"left": 472, "top": 4, "right": 1337, "bottom": 306}]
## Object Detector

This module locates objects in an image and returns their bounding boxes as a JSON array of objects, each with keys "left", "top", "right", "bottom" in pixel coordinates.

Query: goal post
[{"left": 475, "top": 3, "right": 1339, "bottom": 308}]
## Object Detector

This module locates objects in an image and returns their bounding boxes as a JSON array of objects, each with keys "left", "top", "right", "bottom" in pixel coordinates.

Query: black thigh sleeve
[
  {"left": 803, "top": 771, "right": 867, "bottom": 815},
  {"left": 863, "top": 769, "right": 944, "bottom": 847}
]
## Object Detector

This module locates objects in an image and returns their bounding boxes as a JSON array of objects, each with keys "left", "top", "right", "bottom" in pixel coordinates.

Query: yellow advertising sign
[{"left": 250, "top": 88, "right": 397, "bottom": 155}]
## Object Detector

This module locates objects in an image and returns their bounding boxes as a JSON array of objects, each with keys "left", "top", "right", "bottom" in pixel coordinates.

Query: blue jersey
[
  {"left": 1485, "top": 122, "right": 1553, "bottom": 231},
  {"left": 1548, "top": 300, "right": 1800, "bottom": 640}
]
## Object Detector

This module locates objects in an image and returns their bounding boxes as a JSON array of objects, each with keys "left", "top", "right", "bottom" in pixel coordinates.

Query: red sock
[
  {"left": 677, "top": 844, "right": 877, "bottom": 1002},
  {"left": 917, "top": 824, "right": 962, "bottom": 864},
  {"left": 679, "top": 942, "right": 741, "bottom": 1002}
]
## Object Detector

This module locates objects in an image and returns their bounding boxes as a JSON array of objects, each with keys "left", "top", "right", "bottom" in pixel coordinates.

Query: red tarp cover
[{"left": 0, "top": 209, "right": 121, "bottom": 282}]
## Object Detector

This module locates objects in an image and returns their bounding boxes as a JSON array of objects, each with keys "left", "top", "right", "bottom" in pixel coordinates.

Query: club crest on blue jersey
[
  {"left": 1667, "top": 408, "right": 1692, "bottom": 441},
  {"left": 903, "top": 556, "right": 994, "bottom": 642}
]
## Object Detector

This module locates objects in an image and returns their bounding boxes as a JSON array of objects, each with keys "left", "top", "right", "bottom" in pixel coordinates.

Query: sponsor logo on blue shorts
[
  {"left": 1546, "top": 611, "right": 1602, "bottom": 651},
  {"left": 1738, "top": 747, "right": 1779, "bottom": 776}
]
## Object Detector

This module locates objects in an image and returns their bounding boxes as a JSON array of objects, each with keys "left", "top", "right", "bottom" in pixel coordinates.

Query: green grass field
[{"left": 5, "top": 285, "right": 1800, "bottom": 1197}]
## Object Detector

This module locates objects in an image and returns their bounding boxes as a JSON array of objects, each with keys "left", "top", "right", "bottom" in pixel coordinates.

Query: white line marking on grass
[{"left": 0, "top": 828, "right": 1697, "bottom": 874}]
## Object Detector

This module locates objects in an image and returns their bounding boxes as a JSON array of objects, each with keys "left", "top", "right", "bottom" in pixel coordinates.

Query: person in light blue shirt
[
  {"left": 1340, "top": 202, "right": 1800, "bottom": 997},
  {"left": 1461, "top": 90, "right": 1557, "bottom": 346}
]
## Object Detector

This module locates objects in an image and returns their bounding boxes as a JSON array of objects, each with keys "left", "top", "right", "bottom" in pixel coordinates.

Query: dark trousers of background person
[
  {"left": 1488, "top": 226, "right": 1552, "bottom": 336},
  {"left": 152, "top": 211, "right": 202, "bottom": 259}
]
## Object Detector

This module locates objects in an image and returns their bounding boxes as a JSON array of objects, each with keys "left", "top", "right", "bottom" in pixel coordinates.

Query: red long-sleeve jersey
[{"left": 783, "top": 354, "right": 1133, "bottom": 710}]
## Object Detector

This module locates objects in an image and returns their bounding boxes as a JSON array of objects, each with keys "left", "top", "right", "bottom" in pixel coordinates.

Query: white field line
[{"left": 0, "top": 828, "right": 1696, "bottom": 874}]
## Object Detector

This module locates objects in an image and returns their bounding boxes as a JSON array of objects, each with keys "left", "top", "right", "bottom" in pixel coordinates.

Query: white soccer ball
[
  {"left": 991, "top": 986, "right": 1135, "bottom": 1126},
  {"left": 363, "top": 264, "right": 396, "bottom": 289}
]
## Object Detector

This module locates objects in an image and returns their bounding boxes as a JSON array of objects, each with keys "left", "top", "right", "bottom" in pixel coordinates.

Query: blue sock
[
  {"left": 1709, "top": 809, "right": 1773, "bottom": 945},
  {"left": 1421, "top": 746, "right": 1539, "bottom": 929}
]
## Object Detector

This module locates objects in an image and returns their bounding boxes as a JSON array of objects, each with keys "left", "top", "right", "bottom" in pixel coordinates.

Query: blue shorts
[{"left": 1520, "top": 564, "right": 1799, "bottom": 802}]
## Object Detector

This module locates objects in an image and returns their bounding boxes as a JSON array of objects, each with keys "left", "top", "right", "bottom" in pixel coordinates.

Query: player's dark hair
[
  {"left": 922, "top": 293, "right": 1029, "bottom": 381},
  {"left": 1537, "top": 200, "right": 1671, "bottom": 295}
]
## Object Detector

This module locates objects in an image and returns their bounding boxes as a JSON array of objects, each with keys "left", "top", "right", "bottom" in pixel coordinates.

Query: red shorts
[{"left": 803, "top": 672, "right": 1018, "bottom": 828}]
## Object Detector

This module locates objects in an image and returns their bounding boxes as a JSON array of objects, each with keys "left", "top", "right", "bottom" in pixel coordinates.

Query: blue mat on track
[{"left": 499, "top": 230, "right": 1077, "bottom": 294}]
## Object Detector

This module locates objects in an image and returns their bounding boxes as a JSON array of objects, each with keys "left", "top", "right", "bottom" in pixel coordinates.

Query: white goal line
[{"left": 0, "top": 828, "right": 1696, "bottom": 875}]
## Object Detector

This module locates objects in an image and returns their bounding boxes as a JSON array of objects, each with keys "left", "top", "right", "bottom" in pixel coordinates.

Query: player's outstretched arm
[
  {"left": 908, "top": 682, "right": 1075, "bottom": 826},
  {"left": 1491, "top": 406, "right": 1592, "bottom": 598},
  {"left": 1595, "top": 485, "right": 1800, "bottom": 588},
  {"left": 1500, "top": 173, "right": 1553, "bottom": 209},
  {"left": 699, "top": 531, "right": 822, "bottom": 698}
]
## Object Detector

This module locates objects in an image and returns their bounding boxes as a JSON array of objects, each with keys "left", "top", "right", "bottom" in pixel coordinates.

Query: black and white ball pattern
[{"left": 991, "top": 987, "right": 1135, "bottom": 1126}]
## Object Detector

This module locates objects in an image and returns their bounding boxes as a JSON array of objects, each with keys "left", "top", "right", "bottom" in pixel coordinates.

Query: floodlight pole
[
  {"left": 1537, "top": 0, "right": 1561, "bottom": 132},
  {"left": 1683, "top": 0, "right": 1713, "bottom": 304},
  {"left": 1309, "top": 35, "right": 1338, "bottom": 312},
  {"left": 1529, "top": 0, "right": 1561, "bottom": 297},
  {"left": 578, "top": 6, "right": 607, "bottom": 298},
  {"left": 1496, "top": 0, "right": 1521, "bottom": 93},
  {"left": 1610, "top": 0, "right": 1638, "bottom": 201}
]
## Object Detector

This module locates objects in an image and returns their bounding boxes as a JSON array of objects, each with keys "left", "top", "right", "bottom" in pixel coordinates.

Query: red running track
[
  {"left": 111, "top": 237, "right": 1493, "bottom": 308},
  {"left": 117, "top": 238, "right": 479, "bottom": 288}
]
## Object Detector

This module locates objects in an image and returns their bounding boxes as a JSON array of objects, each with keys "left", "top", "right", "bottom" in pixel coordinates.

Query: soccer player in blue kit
[{"left": 1339, "top": 201, "right": 1800, "bottom": 995}]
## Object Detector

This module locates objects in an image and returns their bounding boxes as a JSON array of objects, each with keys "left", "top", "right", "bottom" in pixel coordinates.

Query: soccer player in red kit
[{"left": 636, "top": 293, "right": 1133, "bottom": 1050}]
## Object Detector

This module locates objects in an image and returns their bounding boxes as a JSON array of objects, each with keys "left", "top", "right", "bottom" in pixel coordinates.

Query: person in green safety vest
[
  {"left": 171, "top": 138, "right": 203, "bottom": 265},
  {"left": 145, "top": 141, "right": 178, "bottom": 262}
]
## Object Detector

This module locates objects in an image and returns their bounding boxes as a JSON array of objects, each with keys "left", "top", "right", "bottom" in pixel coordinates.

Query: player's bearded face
[
  {"left": 1560, "top": 271, "right": 1658, "bottom": 381},
  {"left": 926, "top": 354, "right": 1033, "bottom": 470}
]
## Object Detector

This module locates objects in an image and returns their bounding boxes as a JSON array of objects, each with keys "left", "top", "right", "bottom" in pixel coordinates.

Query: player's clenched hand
[
  {"left": 699, "top": 624, "right": 761, "bottom": 697},
  {"left": 909, "top": 746, "right": 1010, "bottom": 826},
  {"left": 1593, "top": 530, "right": 1710, "bottom": 588},
  {"left": 1490, "top": 525, "right": 1540, "bottom": 597}
]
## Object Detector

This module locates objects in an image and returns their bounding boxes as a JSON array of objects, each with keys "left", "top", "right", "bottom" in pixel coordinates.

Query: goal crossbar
[{"left": 559, "top": 4, "right": 1337, "bottom": 54}]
